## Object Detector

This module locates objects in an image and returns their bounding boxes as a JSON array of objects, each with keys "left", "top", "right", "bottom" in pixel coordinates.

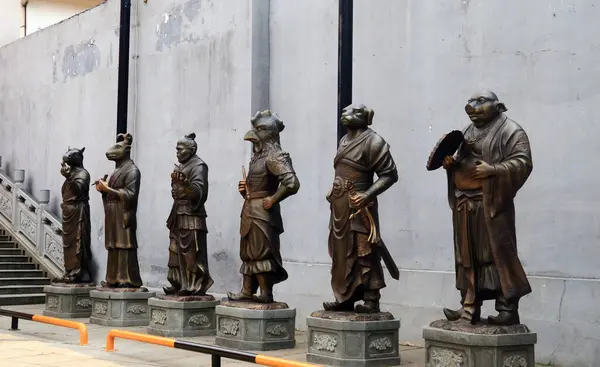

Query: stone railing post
[
  {"left": 12, "top": 169, "right": 24, "bottom": 232},
  {"left": 37, "top": 189, "right": 50, "bottom": 257}
]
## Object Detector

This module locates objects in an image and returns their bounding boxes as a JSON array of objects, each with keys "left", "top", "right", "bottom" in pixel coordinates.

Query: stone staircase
[{"left": 0, "top": 228, "right": 51, "bottom": 306}]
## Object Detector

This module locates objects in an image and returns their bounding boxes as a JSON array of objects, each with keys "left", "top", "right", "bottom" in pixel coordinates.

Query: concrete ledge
[
  {"left": 147, "top": 297, "right": 219, "bottom": 337},
  {"left": 306, "top": 312, "right": 401, "bottom": 367},
  {"left": 43, "top": 284, "right": 96, "bottom": 318},
  {"left": 423, "top": 325, "right": 536, "bottom": 367},
  {"left": 215, "top": 304, "right": 296, "bottom": 351},
  {"left": 89, "top": 289, "right": 155, "bottom": 327}
]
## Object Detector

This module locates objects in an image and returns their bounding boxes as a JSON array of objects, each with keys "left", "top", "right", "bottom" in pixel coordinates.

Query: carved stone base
[
  {"left": 42, "top": 283, "right": 96, "bottom": 318},
  {"left": 89, "top": 288, "right": 156, "bottom": 327},
  {"left": 147, "top": 296, "right": 220, "bottom": 337},
  {"left": 423, "top": 320, "right": 537, "bottom": 367},
  {"left": 215, "top": 300, "right": 296, "bottom": 351},
  {"left": 306, "top": 310, "right": 401, "bottom": 367}
]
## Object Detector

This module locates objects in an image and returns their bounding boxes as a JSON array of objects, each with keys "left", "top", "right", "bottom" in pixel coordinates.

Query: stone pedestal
[
  {"left": 215, "top": 299, "right": 296, "bottom": 351},
  {"left": 147, "top": 295, "right": 220, "bottom": 337},
  {"left": 423, "top": 320, "right": 537, "bottom": 367},
  {"left": 306, "top": 310, "right": 401, "bottom": 367},
  {"left": 43, "top": 283, "right": 96, "bottom": 318},
  {"left": 89, "top": 287, "right": 156, "bottom": 327}
]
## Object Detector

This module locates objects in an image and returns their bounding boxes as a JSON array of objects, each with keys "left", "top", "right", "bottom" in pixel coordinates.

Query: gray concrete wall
[
  {"left": 1, "top": 0, "right": 599, "bottom": 365},
  {"left": 269, "top": 0, "right": 600, "bottom": 366},
  {"left": 0, "top": 0, "right": 267, "bottom": 293}
]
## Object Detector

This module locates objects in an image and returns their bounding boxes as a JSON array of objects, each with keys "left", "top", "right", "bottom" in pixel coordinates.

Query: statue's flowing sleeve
[
  {"left": 188, "top": 163, "right": 208, "bottom": 206},
  {"left": 117, "top": 169, "right": 141, "bottom": 207},
  {"left": 484, "top": 128, "right": 532, "bottom": 218}
]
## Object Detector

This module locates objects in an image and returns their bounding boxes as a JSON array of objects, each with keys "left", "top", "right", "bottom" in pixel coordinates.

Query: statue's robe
[
  {"left": 102, "top": 159, "right": 143, "bottom": 287},
  {"left": 448, "top": 114, "right": 532, "bottom": 304},
  {"left": 61, "top": 167, "right": 91, "bottom": 281},
  {"left": 239, "top": 149, "right": 299, "bottom": 285},
  {"left": 329, "top": 128, "right": 397, "bottom": 303},
  {"left": 166, "top": 155, "right": 214, "bottom": 295}
]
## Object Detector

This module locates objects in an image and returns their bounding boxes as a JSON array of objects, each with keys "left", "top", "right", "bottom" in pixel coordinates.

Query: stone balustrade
[{"left": 0, "top": 158, "right": 64, "bottom": 278}]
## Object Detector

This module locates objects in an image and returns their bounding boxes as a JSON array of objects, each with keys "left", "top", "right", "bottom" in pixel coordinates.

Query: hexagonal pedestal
[
  {"left": 147, "top": 296, "right": 219, "bottom": 337},
  {"left": 89, "top": 288, "right": 155, "bottom": 327},
  {"left": 306, "top": 310, "right": 401, "bottom": 367},
  {"left": 43, "top": 283, "right": 96, "bottom": 318},
  {"left": 215, "top": 299, "right": 296, "bottom": 351},
  {"left": 423, "top": 320, "right": 537, "bottom": 367}
]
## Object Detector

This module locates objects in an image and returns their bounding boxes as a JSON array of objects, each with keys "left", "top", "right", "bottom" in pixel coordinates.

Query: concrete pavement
[{"left": 0, "top": 304, "right": 425, "bottom": 366}]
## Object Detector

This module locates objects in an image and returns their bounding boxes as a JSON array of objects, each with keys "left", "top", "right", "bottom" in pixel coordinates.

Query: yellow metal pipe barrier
[
  {"left": 106, "top": 329, "right": 174, "bottom": 351},
  {"left": 0, "top": 309, "right": 88, "bottom": 346},
  {"left": 31, "top": 315, "right": 88, "bottom": 346},
  {"left": 106, "top": 329, "right": 323, "bottom": 367}
]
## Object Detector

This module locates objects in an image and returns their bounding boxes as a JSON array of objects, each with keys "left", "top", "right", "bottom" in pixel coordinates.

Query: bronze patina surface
[
  {"left": 429, "top": 90, "right": 533, "bottom": 326},
  {"left": 323, "top": 104, "right": 399, "bottom": 314},
  {"left": 55, "top": 147, "right": 92, "bottom": 284},
  {"left": 163, "top": 133, "right": 214, "bottom": 297},
  {"left": 226, "top": 110, "right": 300, "bottom": 305},
  {"left": 95, "top": 133, "right": 144, "bottom": 289}
]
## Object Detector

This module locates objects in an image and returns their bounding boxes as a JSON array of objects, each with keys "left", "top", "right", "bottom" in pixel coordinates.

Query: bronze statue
[
  {"left": 56, "top": 147, "right": 92, "bottom": 283},
  {"left": 324, "top": 104, "right": 399, "bottom": 314},
  {"left": 164, "top": 133, "right": 214, "bottom": 296},
  {"left": 227, "top": 110, "right": 300, "bottom": 303},
  {"left": 95, "top": 133, "right": 143, "bottom": 288},
  {"left": 430, "top": 90, "right": 533, "bottom": 326}
]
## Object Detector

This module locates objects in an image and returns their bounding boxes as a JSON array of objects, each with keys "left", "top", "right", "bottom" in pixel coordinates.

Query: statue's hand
[
  {"left": 95, "top": 180, "right": 109, "bottom": 193},
  {"left": 442, "top": 156, "right": 456, "bottom": 170},
  {"left": 325, "top": 189, "right": 333, "bottom": 203},
  {"left": 349, "top": 192, "right": 370, "bottom": 209},
  {"left": 60, "top": 162, "right": 71, "bottom": 177},
  {"left": 470, "top": 160, "right": 496, "bottom": 179},
  {"left": 263, "top": 196, "right": 274, "bottom": 210},
  {"left": 238, "top": 180, "right": 247, "bottom": 196}
]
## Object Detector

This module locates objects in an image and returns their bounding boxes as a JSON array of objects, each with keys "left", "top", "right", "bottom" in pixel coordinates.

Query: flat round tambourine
[{"left": 426, "top": 130, "right": 464, "bottom": 171}]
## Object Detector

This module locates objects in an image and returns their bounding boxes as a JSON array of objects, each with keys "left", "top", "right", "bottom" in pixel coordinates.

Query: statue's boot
[
  {"left": 253, "top": 273, "right": 274, "bottom": 303},
  {"left": 227, "top": 275, "right": 254, "bottom": 301},
  {"left": 488, "top": 311, "right": 520, "bottom": 326},
  {"left": 323, "top": 300, "right": 354, "bottom": 312},
  {"left": 163, "top": 286, "right": 178, "bottom": 295},
  {"left": 355, "top": 300, "right": 380, "bottom": 313},
  {"left": 443, "top": 307, "right": 463, "bottom": 321},
  {"left": 444, "top": 306, "right": 481, "bottom": 324}
]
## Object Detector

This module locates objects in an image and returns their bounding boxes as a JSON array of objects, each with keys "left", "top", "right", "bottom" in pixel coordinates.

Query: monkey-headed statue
[{"left": 164, "top": 133, "right": 214, "bottom": 297}]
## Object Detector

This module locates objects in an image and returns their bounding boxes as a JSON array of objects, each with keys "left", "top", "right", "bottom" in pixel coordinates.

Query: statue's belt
[
  {"left": 61, "top": 199, "right": 89, "bottom": 204},
  {"left": 246, "top": 191, "right": 275, "bottom": 199},
  {"left": 331, "top": 177, "right": 372, "bottom": 196}
]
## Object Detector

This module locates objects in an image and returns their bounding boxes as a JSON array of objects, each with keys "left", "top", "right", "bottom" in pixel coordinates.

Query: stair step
[
  {"left": 0, "top": 277, "right": 51, "bottom": 286},
  {"left": 0, "top": 293, "right": 45, "bottom": 305},
  {"left": 0, "top": 285, "right": 45, "bottom": 295},
  {"left": 0, "top": 235, "right": 11, "bottom": 241},
  {"left": 0, "top": 263, "right": 37, "bottom": 270},
  {"left": 0, "top": 255, "right": 29, "bottom": 263},
  {"left": 0, "top": 242, "right": 16, "bottom": 249},
  {"left": 0, "top": 249, "right": 22, "bottom": 256},
  {"left": 0, "top": 269, "right": 45, "bottom": 278}
]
